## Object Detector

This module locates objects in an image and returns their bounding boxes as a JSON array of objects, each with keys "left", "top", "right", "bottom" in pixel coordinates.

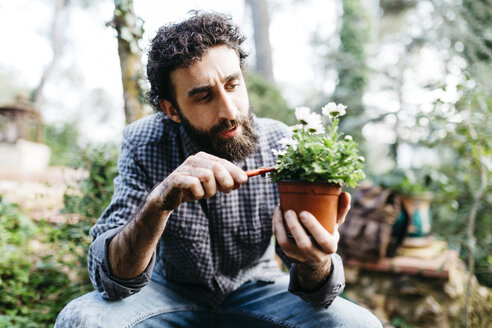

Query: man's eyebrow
[
  {"left": 226, "top": 72, "right": 241, "bottom": 82},
  {"left": 187, "top": 72, "right": 242, "bottom": 98},
  {"left": 187, "top": 85, "right": 212, "bottom": 98}
]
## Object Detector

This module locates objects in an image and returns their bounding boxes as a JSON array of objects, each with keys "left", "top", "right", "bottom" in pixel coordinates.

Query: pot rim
[
  {"left": 277, "top": 180, "right": 342, "bottom": 187},
  {"left": 399, "top": 191, "right": 433, "bottom": 200}
]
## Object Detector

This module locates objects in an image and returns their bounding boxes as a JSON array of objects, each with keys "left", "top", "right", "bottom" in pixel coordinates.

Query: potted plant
[
  {"left": 270, "top": 102, "right": 365, "bottom": 233},
  {"left": 376, "top": 168, "right": 434, "bottom": 239}
]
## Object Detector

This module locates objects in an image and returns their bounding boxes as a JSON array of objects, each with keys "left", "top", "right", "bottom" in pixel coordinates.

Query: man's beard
[{"left": 177, "top": 106, "right": 258, "bottom": 162}]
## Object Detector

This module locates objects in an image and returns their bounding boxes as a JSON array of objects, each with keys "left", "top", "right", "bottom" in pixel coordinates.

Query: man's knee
[
  {"left": 55, "top": 291, "right": 106, "bottom": 328},
  {"left": 350, "top": 306, "right": 382, "bottom": 328},
  {"left": 330, "top": 297, "right": 382, "bottom": 328}
]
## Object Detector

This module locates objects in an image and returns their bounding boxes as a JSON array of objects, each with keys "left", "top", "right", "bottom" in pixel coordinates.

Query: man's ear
[{"left": 159, "top": 99, "right": 181, "bottom": 123}]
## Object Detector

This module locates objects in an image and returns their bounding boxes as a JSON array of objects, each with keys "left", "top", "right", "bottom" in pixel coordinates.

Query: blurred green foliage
[
  {"left": 372, "top": 167, "right": 442, "bottom": 196},
  {"left": 63, "top": 143, "right": 119, "bottom": 218},
  {"left": 0, "top": 142, "right": 119, "bottom": 327},
  {"left": 379, "top": 0, "right": 417, "bottom": 15},
  {"left": 415, "top": 0, "right": 492, "bottom": 288},
  {"left": 456, "top": 0, "right": 492, "bottom": 69},
  {"left": 333, "top": 0, "right": 370, "bottom": 136},
  {"left": 244, "top": 72, "right": 295, "bottom": 125},
  {"left": 425, "top": 85, "right": 492, "bottom": 287},
  {"left": 363, "top": 0, "right": 492, "bottom": 289},
  {"left": 391, "top": 316, "right": 414, "bottom": 328},
  {"left": 43, "top": 121, "right": 81, "bottom": 166},
  {"left": 0, "top": 195, "right": 94, "bottom": 328}
]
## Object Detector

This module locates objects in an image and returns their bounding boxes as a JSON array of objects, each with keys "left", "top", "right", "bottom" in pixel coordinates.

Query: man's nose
[{"left": 216, "top": 90, "right": 238, "bottom": 120}]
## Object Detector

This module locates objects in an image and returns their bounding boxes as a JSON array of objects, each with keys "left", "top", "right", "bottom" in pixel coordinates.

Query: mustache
[{"left": 210, "top": 115, "right": 248, "bottom": 134}]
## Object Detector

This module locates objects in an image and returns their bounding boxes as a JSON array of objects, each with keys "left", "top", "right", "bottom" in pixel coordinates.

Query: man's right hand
[
  {"left": 149, "top": 151, "right": 248, "bottom": 211},
  {"left": 109, "top": 151, "right": 247, "bottom": 280}
]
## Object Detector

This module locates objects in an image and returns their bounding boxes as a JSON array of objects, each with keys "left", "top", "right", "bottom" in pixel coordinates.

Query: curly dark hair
[{"left": 146, "top": 11, "right": 248, "bottom": 112}]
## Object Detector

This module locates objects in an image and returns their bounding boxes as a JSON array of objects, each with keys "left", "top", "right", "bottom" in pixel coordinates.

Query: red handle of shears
[
  {"left": 244, "top": 167, "right": 276, "bottom": 177},
  {"left": 184, "top": 167, "right": 276, "bottom": 194}
]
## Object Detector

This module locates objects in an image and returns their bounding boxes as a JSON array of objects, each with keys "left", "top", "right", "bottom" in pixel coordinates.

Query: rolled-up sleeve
[
  {"left": 288, "top": 253, "right": 345, "bottom": 308},
  {"left": 87, "top": 125, "right": 154, "bottom": 300},
  {"left": 88, "top": 226, "right": 155, "bottom": 299}
]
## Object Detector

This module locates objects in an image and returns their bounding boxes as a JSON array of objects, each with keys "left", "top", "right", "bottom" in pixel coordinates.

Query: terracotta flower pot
[{"left": 278, "top": 181, "right": 342, "bottom": 234}]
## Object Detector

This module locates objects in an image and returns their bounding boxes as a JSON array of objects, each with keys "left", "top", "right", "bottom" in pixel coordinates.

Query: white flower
[
  {"left": 295, "top": 105, "right": 325, "bottom": 133},
  {"left": 291, "top": 124, "right": 304, "bottom": 132},
  {"left": 337, "top": 103, "right": 347, "bottom": 115},
  {"left": 278, "top": 137, "right": 298, "bottom": 151},
  {"left": 305, "top": 113, "right": 325, "bottom": 134},
  {"left": 278, "top": 137, "right": 298, "bottom": 148},
  {"left": 322, "top": 102, "right": 337, "bottom": 115},
  {"left": 271, "top": 148, "right": 287, "bottom": 157},
  {"left": 293, "top": 106, "right": 325, "bottom": 133},
  {"left": 295, "top": 106, "right": 312, "bottom": 123},
  {"left": 322, "top": 102, "right": 347, "bottom": 117},
  {"left": 344, "top": 135, "right": 353, "bottom": 141},
  {"left": 298, "top": 111, "right": 324, "bottom": 133}
]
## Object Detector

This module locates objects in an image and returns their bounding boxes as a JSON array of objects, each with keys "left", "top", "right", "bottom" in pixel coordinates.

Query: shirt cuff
[
  {"left": 288, "top": 253, "right": 345, "bottom": 308},
  {"left": 91, "top": 227, "right": 156, "bottom": 300}
]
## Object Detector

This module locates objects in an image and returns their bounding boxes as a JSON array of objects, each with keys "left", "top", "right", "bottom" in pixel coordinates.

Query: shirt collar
[{"left": 179, "top": 124, "right": 202, "bottom": 159}]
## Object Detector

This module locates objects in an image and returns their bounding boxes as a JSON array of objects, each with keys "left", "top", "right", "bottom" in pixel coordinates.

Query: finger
[
  {"left": 273, "top": 208, "right": 302, "bottom": 261},
  {"left": 337, "top": 192, "right": 351, "bottom": 225},
  {"left": 186, "top": 154, "right": 240, "bottom": 193},
  {"left": 184, "top": 155, "right": 235, "bottom": 193},
  {"left": 284, "top": 210, "right": 316, "bottom": 254},
  {"left": 332, "top": 228, "right": 340, "bottom": 246},
  {"left": 172, "top": 174, "right": 205, "bottom": 201},
  {"left": 158, "top": 174, "right": 204, "bottom": 210},
  {"left": 210, "top": 163, "right": 238, "bottom": 193},
  {"left": 273, "top": 207, "right": 290, "bottom": 245},
  {"left": 178, "top": 167, "right": 217, "bottom": 199},
  {"left": 298, "top": 211, "right": 338, "bottom": 255},
  {"left": 195, "top": 152, "right": 248, "bottom": 185}
]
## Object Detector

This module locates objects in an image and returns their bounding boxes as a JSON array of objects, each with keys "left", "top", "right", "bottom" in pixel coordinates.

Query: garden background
[{"left": 0, "top": 0, "right": 491, "bottom": 327}]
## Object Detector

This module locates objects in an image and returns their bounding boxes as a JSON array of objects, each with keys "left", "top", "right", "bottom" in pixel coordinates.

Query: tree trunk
[
  {"left": 333, "top": 0, "right": 370, "bottom": 123},
  {"left": 112, "top": 0, "right": 146, "bottom": 124},
  {"left": 246, "top": 0, "right": 275, "bottom": 84},
  {"left": 33, "top": 0, "right": 67, "bottom": 111}
]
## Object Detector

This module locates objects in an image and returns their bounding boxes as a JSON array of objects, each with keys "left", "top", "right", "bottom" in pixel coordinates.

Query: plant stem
[
  {"left": 462, "top": 156, "right": 488, "bottom": 328},
  {"left": 300, "top": 125, "right": 306, "bottom": 155},
  {"left": 331, "top": 117, "right": 339, "bottom": 139}
]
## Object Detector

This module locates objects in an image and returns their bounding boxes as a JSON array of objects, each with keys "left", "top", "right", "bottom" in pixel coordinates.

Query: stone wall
[
  {"left": 0, "top": 139, "right": 51, "bottom": 172},
  {"left": 343, "top": 260, "right": 492, "bottom": 327}
]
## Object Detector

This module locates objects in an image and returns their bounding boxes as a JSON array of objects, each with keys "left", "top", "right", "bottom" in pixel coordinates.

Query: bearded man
[{"left": 55, "top": 11, "right": 381, "bottom": 328}]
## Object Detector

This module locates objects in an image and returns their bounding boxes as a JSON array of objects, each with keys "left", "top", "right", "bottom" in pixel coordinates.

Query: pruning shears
[{"left": 244, "top": 167, "right": 276, "bottom": 177}]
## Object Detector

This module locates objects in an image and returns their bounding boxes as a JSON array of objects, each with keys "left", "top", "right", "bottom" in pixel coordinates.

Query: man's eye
[
  {"left": 227, "top": 83, "right": 240, "bottom": 90},
  {"left": 197, "top": 93, "right": 211, "bottom": 102}
]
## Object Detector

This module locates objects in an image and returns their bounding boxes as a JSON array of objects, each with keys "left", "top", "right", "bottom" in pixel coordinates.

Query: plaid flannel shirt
[{"left": 87, "top": 112, "right": 345, "bottom": 307}]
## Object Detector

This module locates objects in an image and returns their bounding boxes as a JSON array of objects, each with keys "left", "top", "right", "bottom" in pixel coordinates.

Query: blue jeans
[{"left": 55, "top": 274, "right": 381, "bottom": 327}]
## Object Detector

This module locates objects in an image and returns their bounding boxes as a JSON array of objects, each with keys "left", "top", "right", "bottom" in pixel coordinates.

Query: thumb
[{"left": 337, "top": 192, "right": 351, "bottom": 225}]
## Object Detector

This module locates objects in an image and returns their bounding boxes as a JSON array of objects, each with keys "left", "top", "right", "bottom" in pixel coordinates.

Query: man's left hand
[{"left": 272, "top": 192, "right": 351, "bottom": 291}]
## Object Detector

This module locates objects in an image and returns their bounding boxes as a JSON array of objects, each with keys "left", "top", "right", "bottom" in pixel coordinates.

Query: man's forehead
[{"left": 171, "top": 46, "right": 242, "bottom": 94}]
